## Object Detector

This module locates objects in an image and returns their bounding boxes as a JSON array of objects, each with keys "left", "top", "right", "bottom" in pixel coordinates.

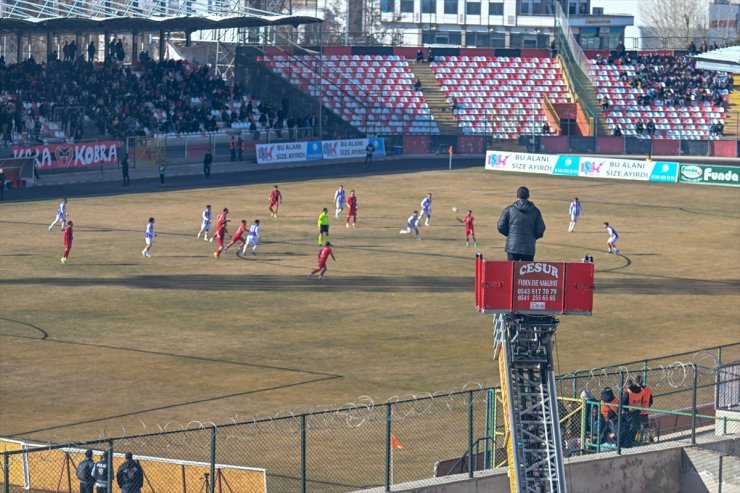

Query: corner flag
[
  {"left": 448, "top": 145, "right": 453, "bottom": 155},
  {"left": 390, "top": 433, "right": 405, "bottom": 450}
]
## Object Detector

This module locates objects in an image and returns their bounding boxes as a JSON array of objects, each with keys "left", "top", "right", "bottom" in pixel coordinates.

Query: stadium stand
[
  {"left": 430, "top": 56, "right": 570, "bottom": 138},
  {"left": 259, "top": 54, "right": 440, "bottom": 135},
  {"left": 0, "top": 57, "right": 304, "bottom": 143},
  {"left": 589, "top": 54, "right": 733, "bottom": 140}
]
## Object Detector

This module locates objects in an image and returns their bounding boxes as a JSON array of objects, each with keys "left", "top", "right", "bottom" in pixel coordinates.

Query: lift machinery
[{"left": 475, "top": 255, "right": 595, "bottom": 493}]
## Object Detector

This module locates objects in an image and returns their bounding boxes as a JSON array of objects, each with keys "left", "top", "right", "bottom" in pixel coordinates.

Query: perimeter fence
[{"left": 2, "top": 343, "right": 739, "bottom": 493}]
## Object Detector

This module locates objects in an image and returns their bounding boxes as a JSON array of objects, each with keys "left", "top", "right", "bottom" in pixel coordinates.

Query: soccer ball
[{"left": 452, "top": 207, "right": 458, "bottom": 213}]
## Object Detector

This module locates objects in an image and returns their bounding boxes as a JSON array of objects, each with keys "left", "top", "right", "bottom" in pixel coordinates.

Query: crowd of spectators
[
  {"left": 0, "top": 52, "right": 317, "bottom": 145},
  {"left": 620, "top": 54, "right": 732, "bottom": 109},
  {"left": 595, "top": 52, "right": 733, "bottom": 111}
]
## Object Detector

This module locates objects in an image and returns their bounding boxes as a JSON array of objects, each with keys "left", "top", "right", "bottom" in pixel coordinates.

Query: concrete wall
[{"left": 358, "top": 448, "right": 683, "bottom": 493}]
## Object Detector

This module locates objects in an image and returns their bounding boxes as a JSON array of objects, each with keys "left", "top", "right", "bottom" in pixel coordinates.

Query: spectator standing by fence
[
  {"left": 364, "top": 141, "right": 375, "bottom": 166},
  {"left": 635, "top": 375, "right": 653, "bottom": 428},
  {"left": 76, "top": 449, "right": 95, "bottom": 493},
  {"left": 116, "top": 452, "right": 144, "bottom": 493},
  {"left": 92, "top": 451, "right": 109, "bottom": 493}
]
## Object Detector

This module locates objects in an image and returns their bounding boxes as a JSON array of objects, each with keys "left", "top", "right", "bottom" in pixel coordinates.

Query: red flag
[
  {"left": 390, "top": 432, "right": 405, "bottom": 450},
  {"left": 448, "top": 145, "right": 453, "bottom": 155}
]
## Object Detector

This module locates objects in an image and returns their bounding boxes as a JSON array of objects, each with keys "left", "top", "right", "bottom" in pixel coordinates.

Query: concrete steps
[
  {"left": 410, "top": 61, "right": 462, "bottom": 135},
  {"left": 567, "top": 64, "right": 610, "bottom": 137},
  {"left": 722, "top": 74, "right": 740, "bottom": 139}
]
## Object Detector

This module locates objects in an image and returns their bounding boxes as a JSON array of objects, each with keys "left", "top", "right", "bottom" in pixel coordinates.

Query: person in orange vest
[
  {"left": 635, "top": 375, "right": 653, "bottom": 429},
  {"left": 599, "top": 387, "right": 619, "bottom": 444},
  {"left": 229, "top": 136, "right": 236, "bottom": 161},
  {"left": 621, "top": 379, "right": 644, "bottom": 446}
]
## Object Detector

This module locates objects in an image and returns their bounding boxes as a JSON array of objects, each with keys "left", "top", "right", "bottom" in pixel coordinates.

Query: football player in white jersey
[
  {"left": 604, "top": 222, "right": 619, "bottom": 254},
  {"left": 142, "top": 217, "right": 156, "bottom": 257},
  {"left": 568, "top": 197, "right": 583, "bottom": 232},
  {"left": 242, "top": 219, "right": 261, "bottom": 255},
  {"left": 48, "top": 198, "right": 68, "bottom": 232},
  {"left": 197, "top": 205, "right": 212, "bottom": 240}
]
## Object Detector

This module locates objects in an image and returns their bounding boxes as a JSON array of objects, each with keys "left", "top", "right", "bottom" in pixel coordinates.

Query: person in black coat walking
[
  {"left": 203, "top": 151, "right": 212, "bottom": 178},
  {"left": 496, "top": 186, "right": 546, "bottom": 261},
  {"left": 121, "top": 153, "right": 130, "bottom": 186}
]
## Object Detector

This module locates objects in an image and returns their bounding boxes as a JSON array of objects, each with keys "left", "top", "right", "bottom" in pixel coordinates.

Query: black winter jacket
[{"left": 496, "top": 199, "right": 546, "bottom": 256}]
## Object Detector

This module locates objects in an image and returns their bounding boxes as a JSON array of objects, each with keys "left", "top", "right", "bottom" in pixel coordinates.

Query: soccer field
[{"left": 1, "top": 166, "right": 738, "bottom": 443}]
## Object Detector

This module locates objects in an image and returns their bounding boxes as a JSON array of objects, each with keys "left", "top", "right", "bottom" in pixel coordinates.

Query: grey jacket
[{"left": 497, "top": 199, "right": 546, "bottom": 256}]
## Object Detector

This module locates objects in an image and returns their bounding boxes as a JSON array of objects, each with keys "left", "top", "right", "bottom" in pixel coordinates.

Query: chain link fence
[{"left": 3, "top": 343, "right": 739, "bottom": 493}]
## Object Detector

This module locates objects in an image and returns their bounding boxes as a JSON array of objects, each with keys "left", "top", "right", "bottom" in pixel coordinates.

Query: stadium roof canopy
[
  {"left": 0, "top": 0, "right": 322, "bottom": 33},
  {"left": 694, "top": 46, "right": 740, "bottom": 74}
]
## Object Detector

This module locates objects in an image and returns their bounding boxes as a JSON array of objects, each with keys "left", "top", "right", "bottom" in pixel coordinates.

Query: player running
[
  {"left": 61, "top": 221, "right": 74, "bottom": 264},
  {"left": 317, "top": 208, "right": 330, "bottom": 245},
  {"left": 49, "top": 198, "right": 68, "bottom": 232},
  {"left": 224, "top": 220, "right": 248, "bottom": 254},
  {"left": 568, "top": 198, "right": 583, "bottom": 232},
  {"left": 400, "top": 211, "right": 421, "bottom": 239},
  {"left": 142, "top": 217, "right": 156, "bottom": 257},
  {"left": 345, "top": 189, "right": 358, "bottom": 228},
  {"left": 212, "top": 220, "right": 227, "bottom": 258},
  {"left": 604, "top": 222, "right": 619, "bottom": 254},
  {"left": 334, "top": 185, "right": 346, "bottom": 219},
  {"left": 420, "top": 193, "right": 432, "bottom": 226},
  {"left": 268, "top": 185, "right": 282, "bottom": 217},
  {"left": 197, "top": 205, "right": 212, "bottom": 240},
  {"left": 457, "top": 210, "right": 477, "bottom": 247},
  {"left": 242, "top": 219, "right": 261, "bottom": 255},
  {"left": 210, "top": 208, "right": 229, "bottom": 242},
  {"left": 308, "top": 241, "right": 336, "bottom": 279}
]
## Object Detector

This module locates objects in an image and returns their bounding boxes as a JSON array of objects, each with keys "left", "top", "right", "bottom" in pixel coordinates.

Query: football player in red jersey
[
  {"left": 268, "top": 185, "right": 282, "bottom": 217},
  {"left": 308, "top": 241, "right": 335, "bottom": 279},
  {"left": 457, "top": 210, "right": 477, "bottom": 247}
]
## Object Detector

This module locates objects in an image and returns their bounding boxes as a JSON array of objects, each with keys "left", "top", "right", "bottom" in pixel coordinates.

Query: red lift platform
[{"left": 475, "top": 254, "right": 595, "bottom": 493}]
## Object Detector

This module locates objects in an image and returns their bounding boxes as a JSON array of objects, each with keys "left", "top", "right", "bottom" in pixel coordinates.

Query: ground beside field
[{"left": 1, "top": 165, "right": 739, "bottom": 443}]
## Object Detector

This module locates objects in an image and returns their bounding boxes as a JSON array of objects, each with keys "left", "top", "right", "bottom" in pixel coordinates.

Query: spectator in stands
[
  {"left": 413, "top": 79, "right": 422, "bottom": 91},
  {"left": 549, "top": 40, "right": 557, "bottom": 58},
  {"left": 700, "top": 40, "right": 708, "bottom": 53},
  {"left": 416, "top": 49, "right": 424, "bottom": 63},
  {"left": 635, "top": 118, "right": 645, "bottom": 135},
  {"left": 646, "top": 119, "right": 655, "bottom": 136},
  {"left": 69, "top": 40, "right": 77, "bottom": 62},
  {"left": 541, "top": 121, "right": 551, "bottom": 135},
  {"left": 451, "top": 97, "right": 459, "bottom": 112},
  {"left": 711, "top": 41, "right": 719, "bottom": 51},
  {"left": 687, "top": 40, "right": 697, "bottom": 55},
  {"left": 0, "top": 167, "right": 5, "bottom": 201},
  {"left": 237, "top": 135, "right": 244, "bottom": 160},
  {"left": 616, "top": 39, "right": 626, "bottom": 58},
  {"left": 612, "top": 125, "right": 622, "bottom": 137},
  {"left": 88, "top": 41, "right": 95, "bottom": 62},
  {"left": 601, "top": 95, "right": 610, "bottom": 112},
  {"left": 427, "top": 49, "right": 434, "bottom": 63}
]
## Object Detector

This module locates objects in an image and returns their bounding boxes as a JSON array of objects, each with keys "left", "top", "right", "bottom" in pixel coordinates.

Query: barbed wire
[{"left": 13, "top": 358, "right": 740, "bottom": 451}]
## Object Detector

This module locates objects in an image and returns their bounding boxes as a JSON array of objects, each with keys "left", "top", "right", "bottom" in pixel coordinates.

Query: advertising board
[
  {"left": 11, "top": 141, "right": 121, "bottom": 169},
  {"left": 678, "top": 164, "right": 740, "bottom": 187}
]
